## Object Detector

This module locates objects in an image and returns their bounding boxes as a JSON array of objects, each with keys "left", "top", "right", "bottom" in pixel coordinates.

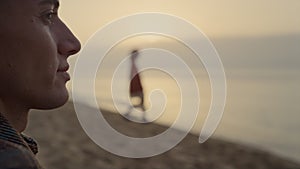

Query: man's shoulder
[{"left": 0, "top": 139, "right": 41, "bottom": 169}]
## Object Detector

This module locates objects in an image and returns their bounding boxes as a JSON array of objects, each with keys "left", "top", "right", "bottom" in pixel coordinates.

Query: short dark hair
[{"left": 131, "top": 49, "right": 139, "bottom": 54}]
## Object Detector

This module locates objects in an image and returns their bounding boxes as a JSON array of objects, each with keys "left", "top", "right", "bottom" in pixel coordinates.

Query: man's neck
[{"left": 0, "top": 100, "right": 29, "bottom": 133}]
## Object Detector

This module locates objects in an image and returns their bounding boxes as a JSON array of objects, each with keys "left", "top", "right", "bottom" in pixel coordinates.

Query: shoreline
[{"left": 25, "top": 102, "right": 300, "bottom": 169}]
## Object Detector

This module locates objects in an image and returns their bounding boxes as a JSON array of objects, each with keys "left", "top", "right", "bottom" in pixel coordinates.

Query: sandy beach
[{"left": 25, "top": 102, "right": 299, "bottom": 169}]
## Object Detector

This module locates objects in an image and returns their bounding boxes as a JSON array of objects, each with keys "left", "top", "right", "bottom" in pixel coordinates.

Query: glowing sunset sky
[{"left": 60, "top": 0, "right": 300, "bottom": 42}]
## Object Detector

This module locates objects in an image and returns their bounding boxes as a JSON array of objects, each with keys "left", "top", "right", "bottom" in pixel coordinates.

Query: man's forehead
[
  {"left": 0, "top": 0, "right": 60, "bottom": 17},
  {"left": 38, "top": 0, "right": 59, "bottom": 7},
  {"left": 2, "top": 0, "right": 59, "bottom": 7}
]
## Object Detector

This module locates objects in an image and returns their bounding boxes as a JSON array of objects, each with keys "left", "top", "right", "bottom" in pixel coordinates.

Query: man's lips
[
  {"left": 60, "top": 72, "right": 70, "bottom": 81},
  {"left": 57, "top": 65, "right": 70, "bottom": 81},
  {"left": 57, "top": 65, "right": 70, "bottom": 72}
]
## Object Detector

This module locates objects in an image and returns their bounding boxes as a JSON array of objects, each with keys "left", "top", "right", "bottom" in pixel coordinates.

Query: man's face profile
[{"left": 0, "top": 0, "right": 81, "bottom": 111}]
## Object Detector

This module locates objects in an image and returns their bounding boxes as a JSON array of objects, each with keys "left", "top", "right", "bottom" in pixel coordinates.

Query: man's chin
[{"left": 33, "top": 94, "right": 69, "bottom": 110}]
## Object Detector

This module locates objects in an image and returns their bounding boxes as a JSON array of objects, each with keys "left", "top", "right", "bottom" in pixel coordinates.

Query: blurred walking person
[{"left": 125, "top": 49, "right": 146, "bottom": 122}]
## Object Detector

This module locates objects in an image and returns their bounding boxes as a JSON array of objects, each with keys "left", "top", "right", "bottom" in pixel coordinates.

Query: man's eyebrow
[{"left": 39, "top": 0, "right": 60, "bottom": 8}]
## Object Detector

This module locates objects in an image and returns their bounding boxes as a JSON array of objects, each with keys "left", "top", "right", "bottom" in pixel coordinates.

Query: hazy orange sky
[{"left": 60, "top": 0, "right": 300, "bottom": 42}]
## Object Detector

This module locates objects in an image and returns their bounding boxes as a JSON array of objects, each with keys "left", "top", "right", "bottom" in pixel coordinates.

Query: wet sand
[{"left": 25, "top": 102, "right": 299, "bottom": 169}]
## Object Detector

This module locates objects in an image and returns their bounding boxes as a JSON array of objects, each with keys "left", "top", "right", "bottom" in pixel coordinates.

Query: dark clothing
[
  {"left": 130, "top": 62, "right": 143, "bottom": 94},
  {"left": 0, "top": 114, "right": 42, "bottom": 169}
]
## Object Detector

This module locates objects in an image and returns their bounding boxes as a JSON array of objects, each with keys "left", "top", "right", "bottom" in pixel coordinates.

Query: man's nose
[{"left": 57, "top": 23, "right": 81, "bottom": 56}]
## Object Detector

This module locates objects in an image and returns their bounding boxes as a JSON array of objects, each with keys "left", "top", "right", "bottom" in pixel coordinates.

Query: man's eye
[
  {"left": 41, "top": 10, "right": 57, "bottom": 24},
  {"left": 46, "top": 12, "right": 54, "bottom": 20}
]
